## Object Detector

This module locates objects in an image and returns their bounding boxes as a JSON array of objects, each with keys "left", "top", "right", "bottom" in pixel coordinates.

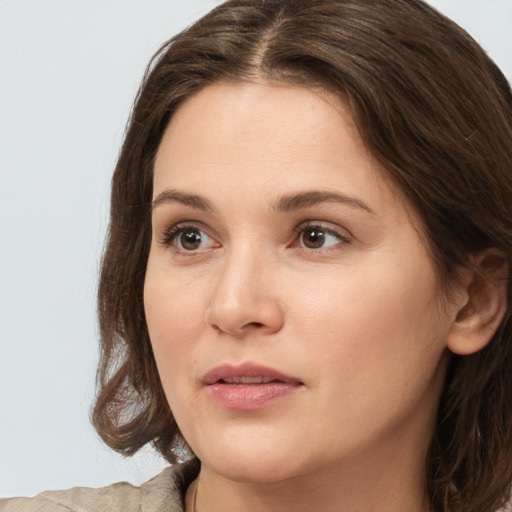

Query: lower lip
[{"left": 206, "top": 382, "right": 302, "bottom": 410}]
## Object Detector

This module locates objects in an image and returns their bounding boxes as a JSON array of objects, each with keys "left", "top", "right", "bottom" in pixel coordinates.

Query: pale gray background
[{"left": 1, "top": 0, "right": 511, "bottom": 498}]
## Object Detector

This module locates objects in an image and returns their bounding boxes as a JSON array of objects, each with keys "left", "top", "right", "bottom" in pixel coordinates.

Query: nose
[{"left": 205, "top": 246, "right": 285, "bottom": 337}]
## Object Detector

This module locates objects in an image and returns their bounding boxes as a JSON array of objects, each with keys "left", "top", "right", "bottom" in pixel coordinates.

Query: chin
[
  {"left": 190, "top": 425, "right": 311, "bottom": 484},
  {"left": 207, "top": 454, "right": 303, "bottom": 485}
]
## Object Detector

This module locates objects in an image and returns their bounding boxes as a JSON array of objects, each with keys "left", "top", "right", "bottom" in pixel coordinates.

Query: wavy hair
[{"left": 92, "top": 1, "right": 512, "bottom": 510}]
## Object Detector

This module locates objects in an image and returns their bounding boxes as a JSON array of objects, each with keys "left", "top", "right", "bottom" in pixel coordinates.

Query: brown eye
[
  {"left": 164, "top": 225, "right": 218, "bottom": 252},
  {"left": 179, "top": 228, "right": 203, "bottom": 250},
  {"left": 297, "top": 224, "right": 347, "bottom": 250},
  {"left": 301, "top": 227, "right": 327, "bottom": 249}
]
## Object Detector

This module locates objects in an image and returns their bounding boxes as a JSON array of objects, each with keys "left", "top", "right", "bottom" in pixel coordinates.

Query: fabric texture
[{"left": 0, "top": 459, "right": 200, "bottom": 512}]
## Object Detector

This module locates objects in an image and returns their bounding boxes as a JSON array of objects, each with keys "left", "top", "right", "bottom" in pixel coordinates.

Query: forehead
[
  {"left": 155, "top": 82, "right": 372, "bottom": 182},
  {"left": 153, "top": 82, "right": 413, "bottom": 224}
]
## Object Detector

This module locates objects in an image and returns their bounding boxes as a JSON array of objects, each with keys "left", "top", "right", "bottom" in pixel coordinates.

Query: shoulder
[{"left": 0, "top": 459, "right": 200, "bottom": 512}]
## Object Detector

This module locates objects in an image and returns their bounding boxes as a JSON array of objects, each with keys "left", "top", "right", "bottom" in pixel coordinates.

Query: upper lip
[{"left": 203, "top": 362, "right": 303, "bottom": 385}]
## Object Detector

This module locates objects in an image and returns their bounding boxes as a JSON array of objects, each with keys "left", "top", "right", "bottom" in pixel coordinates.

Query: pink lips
[{"left": 203, "top": 363, "right": 303, "bottom": 410}]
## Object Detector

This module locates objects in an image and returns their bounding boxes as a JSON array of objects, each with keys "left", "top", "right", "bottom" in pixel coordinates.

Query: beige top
[{"left": 0, "top": 459, "right": 200, "bottom": 512}]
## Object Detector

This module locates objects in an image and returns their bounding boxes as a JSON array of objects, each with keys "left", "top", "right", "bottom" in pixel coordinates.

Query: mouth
[
  {"left": 219, "top": 376, "right": 285, "bottom": 384},
  {"left": 203, "top": 363, "right": 304, "bottom": 410},
  {"left": 203, "top": 362, "right": 302, "bottom": 385}
]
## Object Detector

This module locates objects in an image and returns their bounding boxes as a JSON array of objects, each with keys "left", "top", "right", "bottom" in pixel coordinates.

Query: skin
[{"left": 144, "top": 82, "right": 467, "bottom": 512}]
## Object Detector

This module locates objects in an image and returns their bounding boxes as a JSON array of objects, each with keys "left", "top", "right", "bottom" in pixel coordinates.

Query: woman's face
[{"left": 144, "top": 82, "right": 459, "bottom": 483}]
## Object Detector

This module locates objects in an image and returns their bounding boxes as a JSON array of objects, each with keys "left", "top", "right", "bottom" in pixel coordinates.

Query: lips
[
  {"left": 203, "top": 363, "right": 303, "bottom": 410},
  {"left": 203, "top": 362, "right": 302, "bottom": 385},
  {"left": 220, "top": 376, "right": 279, "bottom": 384}
]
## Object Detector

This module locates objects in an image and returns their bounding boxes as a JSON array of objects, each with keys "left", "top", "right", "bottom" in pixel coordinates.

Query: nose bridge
[{"left": 206, "top": 238, "right": 283, "bottom": 335}]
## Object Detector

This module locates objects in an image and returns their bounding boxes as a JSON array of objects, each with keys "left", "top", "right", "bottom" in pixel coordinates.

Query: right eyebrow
[{"left": 151, "top": 189, "right": 215, "bottom": 212}]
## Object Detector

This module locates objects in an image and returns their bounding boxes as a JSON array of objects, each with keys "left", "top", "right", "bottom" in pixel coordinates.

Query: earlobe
[{"left": 447, "top": 250, "right": 508, "bottom": 356}]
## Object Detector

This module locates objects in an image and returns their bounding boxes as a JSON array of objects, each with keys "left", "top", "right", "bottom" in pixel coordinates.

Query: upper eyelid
[
  {"left": 295, "top": 220, "right": 353, "bottom": 239},
  {"left": 158, "top": 220, "right": 214, "bottom": 237},
  {"left": 157, "top": 222, "right": 206, "bottom": 244},
  {"left": 158, "top": 223, "right": 220, "bottom": 254}
]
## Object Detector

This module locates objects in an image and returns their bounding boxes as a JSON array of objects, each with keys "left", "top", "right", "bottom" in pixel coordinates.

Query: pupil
[
  {"left": 304, "top": 228, "right": 325, "bottom": 248},
  {"left": 181, "top": 230, "right": 201, "bottom": 250}
]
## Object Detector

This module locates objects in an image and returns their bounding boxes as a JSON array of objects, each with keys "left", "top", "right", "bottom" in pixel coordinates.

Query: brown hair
[{"left": 92, "top": 1, "right": 512, "bottom": 510}]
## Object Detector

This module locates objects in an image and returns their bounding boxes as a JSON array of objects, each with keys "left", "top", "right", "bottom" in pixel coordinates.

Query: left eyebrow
[{"left": 271, "top": 190, "right": 375, "bottom": 215}]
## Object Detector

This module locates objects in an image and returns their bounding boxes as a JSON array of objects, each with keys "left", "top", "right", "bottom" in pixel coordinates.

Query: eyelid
[
  {"left": 158, "top": 221, "right": 220, "bottom": 253},
  {"left": 296, "top": 219, "right": 352, "bottom": 237},
  {"left": 292, "top": 220, "right": 353, "bottom": 249}
]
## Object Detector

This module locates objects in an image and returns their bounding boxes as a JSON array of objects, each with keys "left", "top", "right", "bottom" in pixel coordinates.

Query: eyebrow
[
  {"left": 272, "top": 190, "right": 375, "bottom": 215},
  {"left": 151, "top": 189, "right": 215, "bottom": 212},
  {"left": 151, "top": 188, "right": 374, "bottom": 215}
]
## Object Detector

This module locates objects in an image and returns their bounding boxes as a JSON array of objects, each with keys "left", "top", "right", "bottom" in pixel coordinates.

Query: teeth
[{"left": 222, "top": 376, "right": 276, "bottom": 384}]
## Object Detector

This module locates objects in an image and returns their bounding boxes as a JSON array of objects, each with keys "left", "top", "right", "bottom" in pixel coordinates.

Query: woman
[{"left": 2, "top": 0, "right": 511, "bottom": 511}]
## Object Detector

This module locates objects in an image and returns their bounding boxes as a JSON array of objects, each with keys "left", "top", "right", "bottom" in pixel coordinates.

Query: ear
[{"left": 447, "top": 250, "right": 508, "bottom": 356}]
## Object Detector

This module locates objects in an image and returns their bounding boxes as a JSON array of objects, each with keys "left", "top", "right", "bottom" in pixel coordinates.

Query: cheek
[
  {"left": 295, "top": 256, "right": 439, "bottom": 334},
  {"left": 282, "top": 265, "right": 447, "bottom": 448},
  {"left": 143, "top": 265, "right": 207, "bottom": 382},
  {"left": 287, "top": 253, "right": 447, "bottom": 387},
  {"left": 143, "top": 270, "right": 211, "bottom": 437}
]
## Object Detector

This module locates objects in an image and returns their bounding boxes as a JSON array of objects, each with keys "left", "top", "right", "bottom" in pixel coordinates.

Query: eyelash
[
  {"left": 158, "top": 221, "right": 352, "bottom": 254},
  {"left": 292, "top": 221, "right": 352, "bottom": 251},
  {"left": 159, "top": 223, "right": 217, "bottom": 254}
]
